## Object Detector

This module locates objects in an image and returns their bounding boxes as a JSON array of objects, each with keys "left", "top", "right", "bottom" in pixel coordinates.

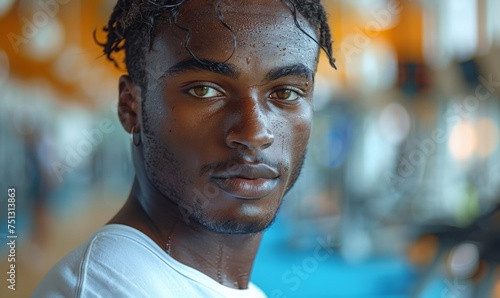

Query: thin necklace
[
  {"left": 142, "top": 209, "right": 172, "bottom": 256},
  {"left": 216, "top": 245, "right": 223, "bottom": 284},
  {"left": 160, "top": 222, "right": 224, "bottom": 285},
  {"left": 163, "top": 220, "right": 178, "bottom": 256},
  {"left": 165, "top": 236, "right": 172, "bottom": 255}
]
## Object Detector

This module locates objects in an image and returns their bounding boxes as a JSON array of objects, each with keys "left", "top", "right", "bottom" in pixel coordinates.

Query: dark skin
[{"left": 110, "top": 0, "right": 319, "bottom": 290}]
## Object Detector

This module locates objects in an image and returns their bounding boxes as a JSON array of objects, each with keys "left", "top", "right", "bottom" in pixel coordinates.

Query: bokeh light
[
  {"left": 475, "top": 118, "right": 499, "bottom": 158},
  {"left": 25, "top": 19, "right": 65, "bottom": 61},
  {"left": 0, "top": 49, "right": 9, "bottom": 86},
  {"left": 0, "top": 0, "right": 15, "bottom": 18},
  {"left": 448, "top": 242, "right": 480, "bottom": 279},
  {"left": 448, "top": 120, "right": 477, "bottom": 161},
  {"left": 378, "top": 102, "right": 411, "bottom": 145}
]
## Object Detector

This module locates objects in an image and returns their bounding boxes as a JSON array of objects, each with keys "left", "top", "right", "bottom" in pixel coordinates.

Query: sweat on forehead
[
  {"left": 175, "top": 0, "right": 304, "bottom": 20},
  {"left": 173, "top": 0, "right": 316, "bottom": 35},
  {"left": 98, "top": 0, "right": 335, "bottom": 87},
  {"left": 153, "top": 0, "right": 319, "bottom": 63}
]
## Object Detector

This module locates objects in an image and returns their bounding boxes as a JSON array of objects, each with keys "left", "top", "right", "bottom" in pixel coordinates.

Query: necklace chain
[
  {"left": 164, "top": 235, "right": 225, "bottom": 286},
  {"left": 165, "top": 237, "right": 172, "bottom": 255}
]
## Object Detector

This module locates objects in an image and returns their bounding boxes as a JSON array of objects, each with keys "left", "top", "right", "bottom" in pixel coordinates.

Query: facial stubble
[{"left": 141, "top": 122, "right": 308, "bottom": 235}]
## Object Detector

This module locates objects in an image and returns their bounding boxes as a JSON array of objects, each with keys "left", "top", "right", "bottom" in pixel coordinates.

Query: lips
[{"left": 210, "top": 163, "right": 280, "bottom": 199}]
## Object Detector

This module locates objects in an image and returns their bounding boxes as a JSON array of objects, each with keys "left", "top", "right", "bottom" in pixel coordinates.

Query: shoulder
[
  {"left": 33, "top": 224, "right": 269, "bottom": 297},
  {"left": 33, "top": 224, "right": 167, "bottom": 297}
]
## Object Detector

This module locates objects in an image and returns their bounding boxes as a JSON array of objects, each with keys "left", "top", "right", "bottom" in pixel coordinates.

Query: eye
[
  {"left": 270, "top": 89, "right": 301, "bottom": 101},
  {"left": 187, "top": 86, "right": 223, "bottom": 99}
]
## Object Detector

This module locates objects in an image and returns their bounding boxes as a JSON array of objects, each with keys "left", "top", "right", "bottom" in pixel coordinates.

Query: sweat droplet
[{"left": 246, "top": 57, "right": 251, "bottom": 64}]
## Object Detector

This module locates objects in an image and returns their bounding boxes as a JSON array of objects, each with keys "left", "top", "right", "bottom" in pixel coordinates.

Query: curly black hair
[{"left": 96, "top": 0, "right": 336, "bottom": 92}]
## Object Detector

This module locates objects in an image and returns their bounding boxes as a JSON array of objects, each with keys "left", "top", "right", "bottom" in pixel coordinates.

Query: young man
[{"left": 34, "top": 0, "right": 336, "bottom": 296}]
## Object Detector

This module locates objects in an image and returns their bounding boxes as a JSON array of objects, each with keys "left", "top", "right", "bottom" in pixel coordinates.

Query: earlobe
[{"left": 118, "top": 75, "right": 141, "bottom": 133}]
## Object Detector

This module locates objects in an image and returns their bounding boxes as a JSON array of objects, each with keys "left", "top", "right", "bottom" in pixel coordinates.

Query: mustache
[{"left": 200, "top": 156, "right": 282, "bottom": 177}]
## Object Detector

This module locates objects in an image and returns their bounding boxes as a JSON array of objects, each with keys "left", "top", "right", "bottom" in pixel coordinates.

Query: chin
[
  {"left": 194, "top": 207, "right": 279, "bottom": 235},
  {"left": 202, "top": 219, "right": 274, "bottom": 235}
]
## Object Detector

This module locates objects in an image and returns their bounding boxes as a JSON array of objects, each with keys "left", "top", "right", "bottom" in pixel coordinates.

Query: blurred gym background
[{"left": 1, "top": 0, "right": 500, "bottom": 297}]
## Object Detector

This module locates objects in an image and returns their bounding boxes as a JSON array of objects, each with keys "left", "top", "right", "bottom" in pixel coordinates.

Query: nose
[{"left": 225, "top": 97, "right": 274, "bottom": 151}]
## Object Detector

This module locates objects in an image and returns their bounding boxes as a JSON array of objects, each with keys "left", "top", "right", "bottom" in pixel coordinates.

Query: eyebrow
[
  {"left": 163, "top": 58, "right": 239, "bottom": 79},
  {"left": 161, "top": 59, "right": 313, "bottom": 83},
  {"left": 265, "top": 64, "right": 314, "bottom": 83}
]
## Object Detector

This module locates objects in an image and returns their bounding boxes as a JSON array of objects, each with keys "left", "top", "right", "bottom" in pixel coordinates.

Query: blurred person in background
[
  {"left": 33, "top": 0, "right": 336, "bottom": 297},
  {"left": 20, "top": 118, "right": 56, "bottom": 271}
]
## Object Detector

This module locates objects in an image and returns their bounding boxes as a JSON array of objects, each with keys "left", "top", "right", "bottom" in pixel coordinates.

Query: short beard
[
  {"left": 194, "top": 209, "right": 275, "bottom": 234},
  {"left": 283, "top": 149, "right": 307, "bottom": 196},
  {"left": 187, "top": 150, "right": 308, "bottom": 235},
  {"left": 142, "top": 117, "right": 308, "bottom": 235}
]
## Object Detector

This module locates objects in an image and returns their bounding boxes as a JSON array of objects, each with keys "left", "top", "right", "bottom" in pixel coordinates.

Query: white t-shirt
[{"left": 33, "top": 224, "right": 267, "bottom": 298}]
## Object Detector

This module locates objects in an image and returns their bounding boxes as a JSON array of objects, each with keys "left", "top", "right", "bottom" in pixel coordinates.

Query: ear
[{"left": 118, "top": 75, "right": 142, "bottom": 133}]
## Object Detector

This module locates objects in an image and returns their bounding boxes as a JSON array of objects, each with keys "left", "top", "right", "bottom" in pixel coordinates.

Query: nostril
[
  {"left": 260, "top": 134, "right": 274, "bottom": 150},
  {"left": 224, "top": 98, "right": 275, "bottom": 151},
  {"left": 225, "top": 126, "right": 274, "bottom": 151}
]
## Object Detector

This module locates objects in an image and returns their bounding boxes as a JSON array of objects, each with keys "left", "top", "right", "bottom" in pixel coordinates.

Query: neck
[{"left": 109, "top": 146, "right": 263, "bottom": 289}]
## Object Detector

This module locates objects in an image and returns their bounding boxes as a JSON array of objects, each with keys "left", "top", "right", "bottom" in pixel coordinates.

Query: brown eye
[
  {"left": 276, "top": 90, "right": 291, "bottom": 99},
  {"left": 192, "top": 87, "right": 209, "bottom": 97},
  {"left": 188, "top": 86, "right": 221, "bottom": 98},
  {"left": 272, "top": 89, "right": 300, "bottom": 101}
]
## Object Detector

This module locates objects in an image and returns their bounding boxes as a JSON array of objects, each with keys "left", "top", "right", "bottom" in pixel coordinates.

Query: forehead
[{"left": 147, "top": 0, "right": 319, "bottom": 76}]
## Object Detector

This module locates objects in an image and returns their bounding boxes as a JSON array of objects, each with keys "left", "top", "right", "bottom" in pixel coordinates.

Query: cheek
[
  {"left": 167, "top": 104, "right": 220, "bottom": 145},
  {"left": 274, "top": 107, "right": 313, "bottom": 158},
  {"left": 290, "top": 121, "right": 312, "bottom": 159},
  {"left": 153, "top": 103, "right": 222, "bottom": 168}
]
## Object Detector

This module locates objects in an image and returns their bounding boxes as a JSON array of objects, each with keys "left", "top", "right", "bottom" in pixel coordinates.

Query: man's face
[{"left": 140, "top": 0, "right": 319, "bottom": 234}]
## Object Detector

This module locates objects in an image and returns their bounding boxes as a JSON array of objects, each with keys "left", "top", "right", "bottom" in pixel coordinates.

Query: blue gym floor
[{"left": 252, "top": 217, "right": 417, "bottom": 298}]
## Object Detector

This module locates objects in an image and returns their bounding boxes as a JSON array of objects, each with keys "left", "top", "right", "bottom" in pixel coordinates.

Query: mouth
[{"left": 210, "top": 163, "right": 280, "bottom": 199}]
